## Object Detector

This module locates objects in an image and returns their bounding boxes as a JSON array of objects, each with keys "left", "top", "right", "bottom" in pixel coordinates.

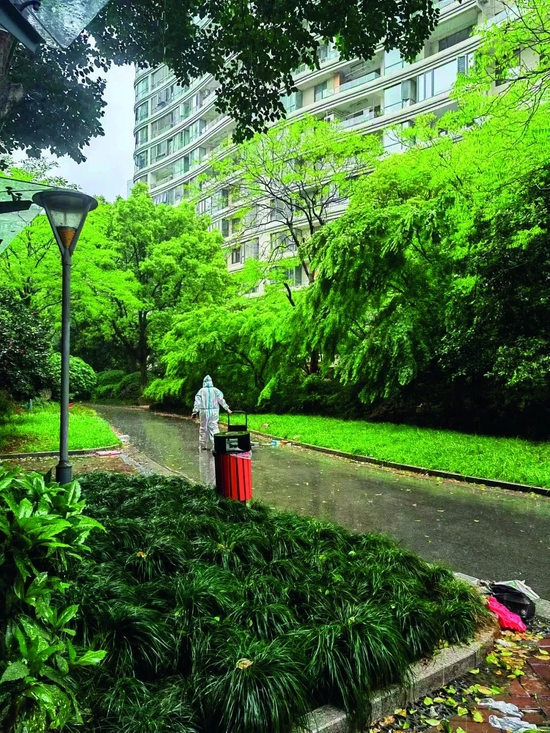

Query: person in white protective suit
[{"left": 191, "top": 375, "right": 232, "bottom": 450}]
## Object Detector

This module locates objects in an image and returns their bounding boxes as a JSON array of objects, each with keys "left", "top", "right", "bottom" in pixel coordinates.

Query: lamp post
[{"left": 32, "top": 190, "right": 98, "bottom": 484}]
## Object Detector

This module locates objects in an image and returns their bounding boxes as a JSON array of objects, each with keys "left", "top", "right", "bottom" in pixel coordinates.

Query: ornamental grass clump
[{"left": 64, "top": 472, "right": 488, "bottom": 733}]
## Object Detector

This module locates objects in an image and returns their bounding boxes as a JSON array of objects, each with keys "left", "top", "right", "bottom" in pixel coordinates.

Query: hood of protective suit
[{"left": 203, "top": 375, "right": 213, "bottom": 388}]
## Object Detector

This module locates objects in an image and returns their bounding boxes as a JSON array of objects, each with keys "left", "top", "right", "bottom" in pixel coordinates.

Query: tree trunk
[
  {"left": 309, "top": 349, "right": 320, "bottom": 375},
  {"left": 138, "top": 312, "right": 149, "bottom": 387},
  {"left": 0, "top": 32, "right": 23, "bottom": 121}
]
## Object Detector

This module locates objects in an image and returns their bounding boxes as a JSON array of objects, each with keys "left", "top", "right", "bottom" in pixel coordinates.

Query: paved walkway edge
[
  {"left": 0, "top": 445, "right": 121, "bottom": 460},
  {"left": 298, "top": 628, "right": 498, "bottom": 733},
  {"left": 246, "top": 429, "right": 550, "bottom": 498}
]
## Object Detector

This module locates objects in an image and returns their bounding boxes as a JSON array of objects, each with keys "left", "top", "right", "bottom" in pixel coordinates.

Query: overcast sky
[{"left": 54, "top": 64, "right": 136, "bottom": 201}]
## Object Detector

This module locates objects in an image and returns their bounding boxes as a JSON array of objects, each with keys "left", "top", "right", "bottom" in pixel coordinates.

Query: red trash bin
[{"left": 214, "top": 451, "right": 252, "bottom": 501}]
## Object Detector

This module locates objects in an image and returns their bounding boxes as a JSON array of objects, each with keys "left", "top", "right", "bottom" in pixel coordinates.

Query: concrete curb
[
  {"left": 535, "top": 598, "right": 550, "bottom": 621},
  {"left": 298, "top": 628, "right": 498, "bottom": 733},
  {"left": 0, "top": 445, "right": 121, "bottom": 460},
  {"left": 246, "top": 429, "right": 550, "bottom": 498}
]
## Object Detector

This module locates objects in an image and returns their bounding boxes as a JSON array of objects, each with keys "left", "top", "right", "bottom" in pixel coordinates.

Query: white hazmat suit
[{"left": 192, "top": 375, "right": 231, "bottom": 450}]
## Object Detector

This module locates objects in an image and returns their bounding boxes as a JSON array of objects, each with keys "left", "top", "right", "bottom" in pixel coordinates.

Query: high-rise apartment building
[{"left": 132, "top": 0, "right": 502, "bottom": 278}]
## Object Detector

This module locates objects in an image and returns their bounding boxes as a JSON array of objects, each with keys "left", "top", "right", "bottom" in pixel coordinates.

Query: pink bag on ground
[{"left": 487, "top": 595, "right": 526, "bottom": 632}]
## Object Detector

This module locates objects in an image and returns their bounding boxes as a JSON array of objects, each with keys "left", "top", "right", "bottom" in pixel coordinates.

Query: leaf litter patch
[{"left": 367, "top": 624, "right": 550, "bottom": 733}]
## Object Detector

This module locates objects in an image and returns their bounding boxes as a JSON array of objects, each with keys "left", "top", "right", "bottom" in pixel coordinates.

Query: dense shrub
[
  {"left": 93, "top": 371, "right": 142, "bottom": 403},
  {"left": 257, "top": 373, "right": 364, "bottom": 418},
  {"left": 50, "top": 354, "right": 97, "bottom": 400},
  {"left": 68, "top": 473, "right": 488, "bottom": 733},
  {"left": 0, "top": 289, "right": 52, "bottom": 401},
  {"left": 96, "top": 369, "right": 127, "bottom": 387}
]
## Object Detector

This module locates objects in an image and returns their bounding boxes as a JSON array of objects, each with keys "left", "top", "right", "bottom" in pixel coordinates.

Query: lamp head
[{"left": 32, "top": 189, "right": 97, "bottom": 255}]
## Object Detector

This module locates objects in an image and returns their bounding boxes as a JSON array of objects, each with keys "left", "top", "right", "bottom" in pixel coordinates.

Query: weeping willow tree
[{"left": 299, "top": 42, "right": 550, "bottom": 430}]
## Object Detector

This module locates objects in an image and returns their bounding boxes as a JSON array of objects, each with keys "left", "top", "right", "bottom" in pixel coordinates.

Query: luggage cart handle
[{"left": 228, "top": 411, "right": 247, "bottom": 429}]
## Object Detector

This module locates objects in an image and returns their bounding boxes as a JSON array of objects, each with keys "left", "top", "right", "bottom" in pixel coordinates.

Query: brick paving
[{"left": 427, "top": 635, "right": 550, "bottom": 733}]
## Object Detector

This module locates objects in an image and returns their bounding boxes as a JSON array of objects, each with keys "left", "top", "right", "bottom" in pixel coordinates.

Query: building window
[
  {"left": 153, "top": 188, "right": 176, "bottom": 205},
  {"left": 384, "top": 80, "right": 416, "bottom": 113},
  {"left": 281, "top": 90, "right": 303, "bottom": 113},
  {"left": 438, "top": 26, "right": 474, "bottom": 53},
  {"left": 150, "top": 156, "right": 189, "bottom": 188},
  {"left": 318, "top": 41, "right": 339, "bottom": 64},
  {"left": 383, "top": 121, "right": 413, "bottom": 154},
  {"left": 221, "top": 219, "right": 230, "bottom": 237},
  {"left": 135, "top": 126, "right": 148, "bottom": 146},
  {"left": 151, "top": 66, "right": 170, "bottom": 89},
  {"left": 152, "top": 139, "right": 173, "bottom": 161},
  {"left": 134, "top": 151, "right": 148, "bottom": 170},
  {"left": 341, "top": 106, "right": 381, "bottom": 128},
  {"left": 185, "top": 119, "right": 206, "bottom": 144},
  {"left": 197, "top": 196, "right": 212, "bottom": 215},
  {"left": 245, "top": 239, "right": 260, "bottom": 260},
  {"left": 207, "top": 188, "right": 229, "bottom": 214},
  {"left": 384, "top": 48, "right": 405, "bottom": 74},
  {"left": 458, "top": 52, "right": 475, "bottom": 75},
  {"left": 286, "top": 266, "right": 303, "bottom": 287},
  {"left": 340, "top": 66, "right": 381, "bottom": 93},
  {"left": 151, "top": 111, "right": 175, "bottom": 138},
  {"left": 270, "top": 231, "right": 299, "bottom": 253},
  {"left": 231, "top": 246, "right": 242, "bottom": 265},
  {"left": 495, "top": 50, "right": 520, "bottom": 86},
  {"left": 187, "top": 147, "right": 206, "bottom": 169},
  {"left": 416, "top": 54, "right": 473, "bottom": 102},
  {"left": 135, "top": 77, "right": 149, "bottom": 101},
  {"left": 314, "top": 81, "right": 333, "bottom": 102},
  {"left": 151, "top": 87, "right": 172, "bottom": 111},
  {"left": 135, "top": 102, "right": 148, "bottom": 123}
]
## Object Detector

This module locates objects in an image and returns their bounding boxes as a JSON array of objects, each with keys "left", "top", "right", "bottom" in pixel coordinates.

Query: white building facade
[{"left": 132, "top": 0, "right": 502, "bottom": 279}]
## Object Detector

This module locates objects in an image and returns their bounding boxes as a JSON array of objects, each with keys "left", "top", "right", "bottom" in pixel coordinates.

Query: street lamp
[{"left": 32, "top": 190, "right": 97, "bottom": 485}]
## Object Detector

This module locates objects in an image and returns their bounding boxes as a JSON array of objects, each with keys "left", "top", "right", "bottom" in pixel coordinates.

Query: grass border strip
[
  {"left": 135, "top": 412, "right": 550, "bottom": 496},
  {"left": 299, "top": 627, "right": 498, "bottom": 733},
  {"left": 247, "top": 429, "right": 550, "bottom": 498},
  {"left": 0, "top": 445, "right": 121, "bottom": 460}
]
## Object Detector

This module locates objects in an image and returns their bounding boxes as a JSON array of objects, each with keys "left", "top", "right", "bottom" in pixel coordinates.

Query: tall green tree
[
  {"left": 92, "top": 0, "right": 438, "bottom": 142},
  {"left": 146, "top": 281, "right": 306, "bottom": 410},
  {"left": 73, "top": 184, "right": 230, "bottom": 386},
  {"left": 0, "top": 0, "right": 438, "bottom": 158},
  {"left": 300, "top": 77, "right": 550, "bottom": 431},
  {"left": 207, "top": 116, "right": 380, "bottom": 292},
  {"left": 0, "top": 184, "right": 230, "bottom": 387},
  {"left": 454, "top": 0, "right": 550, "bottom": 127}
]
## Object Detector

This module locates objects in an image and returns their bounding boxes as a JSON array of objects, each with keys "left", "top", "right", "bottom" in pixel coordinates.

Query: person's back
[
  {"left": 194, "top": 376, "right": 226, "bottom": 414},
  {"left": 192, "top": 375, "right": 231, "bottom": 450}
]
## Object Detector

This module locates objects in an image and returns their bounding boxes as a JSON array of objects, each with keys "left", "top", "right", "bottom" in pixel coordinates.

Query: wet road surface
[{"left": 95, "top": 405, "right": 550, "bottom": 597}]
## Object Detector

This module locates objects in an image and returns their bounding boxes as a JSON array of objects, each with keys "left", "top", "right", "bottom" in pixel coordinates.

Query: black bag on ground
[{"left": 489, "top": 583, "right": 536, "bottom": 620}]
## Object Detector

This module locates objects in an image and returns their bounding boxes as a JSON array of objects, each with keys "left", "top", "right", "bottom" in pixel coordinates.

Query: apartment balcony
[
  {"left": 339, "top": 69, "right": 381, "bottom": 93},
  {"left": 339, "top": 106, "right": 381, "bottom": 128}
]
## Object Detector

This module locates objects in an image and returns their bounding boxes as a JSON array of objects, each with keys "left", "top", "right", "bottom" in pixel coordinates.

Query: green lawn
[
  {"left": 0, "top": 403, "right": 120, "bottom": 453},
  {"left": 237, "top": 414, "right": 550, "bottom": 488}
]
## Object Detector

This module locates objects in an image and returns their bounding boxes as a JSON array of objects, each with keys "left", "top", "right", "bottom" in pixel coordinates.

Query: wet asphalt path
[{"left": 95, "top": 406, "right": 550, "bottom": 597}]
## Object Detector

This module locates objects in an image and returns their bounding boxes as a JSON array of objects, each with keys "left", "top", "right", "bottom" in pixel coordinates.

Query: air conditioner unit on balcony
[{"left": 324, "top": 113, "right": 336, "bottom": 122}]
